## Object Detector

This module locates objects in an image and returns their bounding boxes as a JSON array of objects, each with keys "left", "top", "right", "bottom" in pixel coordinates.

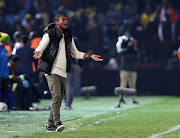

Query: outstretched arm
[
  {"left": 33, "top": 33, "right": 50, "bottom": 59},
  {"left": 71, "top": 38, "right": 103, "bottom": 61}
]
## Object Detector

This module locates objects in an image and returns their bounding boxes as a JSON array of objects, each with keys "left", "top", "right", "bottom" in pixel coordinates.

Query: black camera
[{"left": 116, "top": 35, "right": 134, "bottom": 53}]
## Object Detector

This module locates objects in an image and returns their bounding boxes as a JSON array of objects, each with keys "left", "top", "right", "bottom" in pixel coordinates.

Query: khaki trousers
[
  {"left": 120, "top": 70, "right": 137, "bottom": 89},
  {"left": 46, "top": 74, "right": 66, "bottom": 126}
]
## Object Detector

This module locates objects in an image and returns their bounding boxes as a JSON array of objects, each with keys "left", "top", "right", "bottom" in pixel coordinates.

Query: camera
[{"left": 116, "top": 35, "right": 134, "bottom": 53}]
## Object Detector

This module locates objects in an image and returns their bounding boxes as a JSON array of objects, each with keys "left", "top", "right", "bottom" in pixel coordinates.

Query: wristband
[{"left": 88, "top": 54, "right": 92, "bottom": 59}]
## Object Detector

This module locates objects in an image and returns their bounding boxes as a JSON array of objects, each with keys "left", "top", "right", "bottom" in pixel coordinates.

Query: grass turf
[{"left": 0, "top": 96, "right": 180, "bottom": 138}]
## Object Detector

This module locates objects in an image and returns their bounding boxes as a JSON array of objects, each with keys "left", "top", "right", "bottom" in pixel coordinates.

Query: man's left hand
[{"left": 90, "top": 54, "right": 103, "bottom": 61}]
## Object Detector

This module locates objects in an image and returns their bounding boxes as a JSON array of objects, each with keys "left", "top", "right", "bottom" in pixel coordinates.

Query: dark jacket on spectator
[
  {"left": 120, "top": 47, "right": 138, "bottom": 71},
  {"left": 16, "top": 45, "right": 35, "bottom": 76}
]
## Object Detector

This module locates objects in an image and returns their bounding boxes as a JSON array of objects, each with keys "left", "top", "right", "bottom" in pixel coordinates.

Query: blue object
[
  {"left": 7, "top": 92, "right": 14, "bottom": 109},
  {"left": 22, "top": 80, "right": 30, "bottom": 88},
  {"left": 0, "top": 44, "right": 9, "bottom": 78}
]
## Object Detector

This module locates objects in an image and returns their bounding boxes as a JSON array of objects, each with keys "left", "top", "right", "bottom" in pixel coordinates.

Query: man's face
[
  {"left": 56, "top": 16, "right": 68, "bottom": 29},
  {"left": 15, "top": 60, "right": 20, "bottom": 69}
]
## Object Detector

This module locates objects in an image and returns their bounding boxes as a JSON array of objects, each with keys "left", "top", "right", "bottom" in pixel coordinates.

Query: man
[
  {"left": 1, "top": 55, "right": 45, "bottom": 110},
  {"left": 15, "top": 35, "right": 37, "bottom": 78},
  {"left": 1, "top": 55, "right": 20, "bottom": 109},
  {"left": 116, "top": 35, "right": 139, "bottom": 105},
  {"left": 12, "top": 31, "right": 22, "bottom": 55},
  {"left": 0, "top": 32, "right": 10, "bottom": 100},
  {"left": 29, "top": 31, "right": 42, "bottom": 50},
  {"left": 64, "top": 36, "right": 82, "bottom": 110},
  {"left": 0, "top": 32, "right": 12, "bottom": 56},
  {"left": 33, "top": 14, "right": 103, "bottom": 132},
  {"left": 29, "top": 31, "right": 42, "bottom": 83}
]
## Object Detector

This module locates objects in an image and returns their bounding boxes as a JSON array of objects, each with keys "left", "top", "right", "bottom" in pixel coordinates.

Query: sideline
[
  {"left": 63, "top": 103, "right": 141, "bottom": 132},
  {"left": 150, "top": 125, "right": 180, "bottom": 138},
  {"left": 64, "top": 113, "right": 127, "bottom": 132}
]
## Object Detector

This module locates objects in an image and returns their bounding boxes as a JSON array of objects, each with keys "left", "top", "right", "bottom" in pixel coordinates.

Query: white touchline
[
  {"left": 64, "top": 113, "right": 127, "bottom": 132},
  {"left": 150, "top": 125, "right": 180, "bottom": 138},
  {"left": 64, "top": 105, "right": 140, "bottom": 133},
  {"left": 3, "top": 131, "right": 18, "bottom": 133}
]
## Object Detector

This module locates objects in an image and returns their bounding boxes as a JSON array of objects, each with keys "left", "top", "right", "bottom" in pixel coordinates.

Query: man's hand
[
  {"left": 33, "top": 51, "right": 42, "bottom": 59},
  {"left": 90, "top": 54, "right": 103, "bottom": 61}
]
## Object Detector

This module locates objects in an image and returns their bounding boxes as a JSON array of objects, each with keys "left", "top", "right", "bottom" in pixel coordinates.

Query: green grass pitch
[{"left": 0, "top": 96, "right": 180, "bottom": 138}]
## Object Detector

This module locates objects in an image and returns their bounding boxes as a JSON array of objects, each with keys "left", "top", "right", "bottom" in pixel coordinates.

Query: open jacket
[{"left": 39, "top": 23, "right": 72, "bottom": 74}]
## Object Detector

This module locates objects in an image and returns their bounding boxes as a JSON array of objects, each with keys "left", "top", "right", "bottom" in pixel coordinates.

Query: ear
[{"left": 55, "top": 21, "right": 59, "bottom": 25}]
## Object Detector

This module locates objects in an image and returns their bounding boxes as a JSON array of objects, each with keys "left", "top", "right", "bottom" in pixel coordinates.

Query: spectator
[
  {"left": 22, "top": 13, "right": 34, "bottom": 34},
  {"left": 11, "top": 16, "right": 25, "bottom": 34},
  {"left": 0, "top": 16, "right": 11, "bottom": 36},
  {"left": 29, "top": 31, "right": 42, "bottom": 83},
  {"left": 140, "top": 8, "right": 153, "bottom": 29},
  {"left": 118, "top": 19, "right": 132, "bottom": 37},
  {"left": 32, "top": 13, "right": 45, "bottom": 37},
  {"left": 15, "top": 35, "right": 37, "bottom": 78},
  {"left": 158, "top": 3, "right": 171, "bottom": 42},
  {"left": 0, "top": 0, "right": 6, "bottom": 15},
  {"left": 1, "top": 55, "right": 20, "bottom": 109},
  {"left": 64, "top": 36, "right": 83, "bottom": 110},
  {"left": 0, "top": 32, "right": 10, "bottom": 102},
  {"left": 29, "top": 31, "right": 42, "bottom": 50},
  {"left": 1, "top": 55, "right": 42, "bottom": 110},
  {"left": 168, "top": 5, "right": 179, "bottom": 40},
  {"left": 12, "top": 31, "right": 22, "bottom": 55},
  {"left": 0, "top": 33, "right": 9, "bottom": 77},
  {"left": 0, "top": 31, "right": 12, "bottom": 56}
]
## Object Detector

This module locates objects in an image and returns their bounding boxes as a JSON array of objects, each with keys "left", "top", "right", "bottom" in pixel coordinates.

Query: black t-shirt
[{"left": 120, "top": 47, "right": 138, "bottom": 71}]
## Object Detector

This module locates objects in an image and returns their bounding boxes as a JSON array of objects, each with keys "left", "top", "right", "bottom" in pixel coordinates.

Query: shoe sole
[
  {"left": 46, "top": 130, "right": 55, "bottom": 132},
  {"left": 56, "top": 125, "right": 65, "bottom": 132}
]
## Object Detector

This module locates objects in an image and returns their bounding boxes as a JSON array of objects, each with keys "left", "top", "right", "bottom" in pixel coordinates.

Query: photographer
[{"left": 116, "top": 35, "right": 139, "bottom": 104}]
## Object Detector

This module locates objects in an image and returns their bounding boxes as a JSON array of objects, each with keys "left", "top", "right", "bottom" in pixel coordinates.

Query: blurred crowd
[
  {"left": 0, "top": 0, "right": 180, "bottom": 110},
  {"left": 0, "top": 0, "right": 180, "bottom": 69},
  {"left": 0, "top": 1, "right": 179, "bottom": 41}
]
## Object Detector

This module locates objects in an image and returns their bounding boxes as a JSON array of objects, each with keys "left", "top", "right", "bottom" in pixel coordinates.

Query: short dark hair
[
  {"left": 9, "top": 55, "right": 20, "bottom": 63},
  {"left": 54, "top": 14, "right": 65, "bottom": 22},
  {"left": 21, "top": 35, "right": 29, "bottom": 44}
]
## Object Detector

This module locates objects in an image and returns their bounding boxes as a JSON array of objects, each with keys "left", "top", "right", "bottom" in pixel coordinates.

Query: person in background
[
  {"left": 1, "top": 55, "right": 20, "bottom": 109},
  {"left": 29, "top": 31, "right": 42, "bottom": 83},
  {"left": 116, "top": 35, "right": 139, "bottom": 104},
  {"left": 0, "top": 32, "right": 12, "bottom": 56},
  {"left": 0, "top": 32, "right": 10, "bottom": 100},
  {"left": 64, "top": 36, "right": 83, "bottom": 110},
  {"left": 1, "top": 55, "right": 47, "bottom": 111},
  {"left": 12, "top": 31, "right": 22, "bottom": 55},
  {"left": 15, "top": 35, "right": 37, "bottom": 78},
  {"left": 29, "top": 31, "right": 42, "bottom": 50},
  {"left": 33, "top": 14, "right": 103, "bottom": 132}
]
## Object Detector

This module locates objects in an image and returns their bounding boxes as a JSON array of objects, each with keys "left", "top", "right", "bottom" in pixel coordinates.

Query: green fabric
[
  {"left": 0, "top": 33, "right": 10, "bottom": 42},
  {"left": 12, "top": 83, "right": 18, "bottom": 92},
  {"left": 1, "top": 35, "right": 9, "bottom": 42},
  {"left": 8, "top": 75, "right": 13, "bottom": 79},
  {"left": 19, "top": 75, "right": 25, "bottom": 81}
]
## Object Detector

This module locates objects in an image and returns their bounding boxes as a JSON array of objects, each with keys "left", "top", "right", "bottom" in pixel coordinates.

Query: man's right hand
[{"left": 33, "top": 51, "right": 42, "bottom": 59}]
